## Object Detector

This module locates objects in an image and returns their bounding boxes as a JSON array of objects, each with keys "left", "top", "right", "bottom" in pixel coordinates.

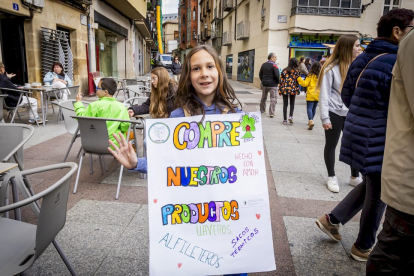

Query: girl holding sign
[{"left": 109, "top": 45, "right": 249, "bottom": 276}]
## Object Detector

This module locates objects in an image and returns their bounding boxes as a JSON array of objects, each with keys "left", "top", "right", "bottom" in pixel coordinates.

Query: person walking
[
  {"left": 298, "top": 57, "right": 309, "bottom": 94},
  {"left": 259, "top": 53, "right": 280, "bottom": 118},
  {"left": 316, "top": 9, "right": 414, "bottom": 263},
  {"left": 305, "top": 58, "right": 312, "bottom": 72},
  {"left": 279, "top": 58, "right": 300, "bottom": 124},
  {"left": 317, "top": 34, "right": 362, "bottom": 193},
  {"left": 366, "top": 19, "right": 414, "bottom": 275},
  {"left": 171, "top": 56, "right": 182, "bottom": 83},
  {"left": 297, "top": 62, "right": 321, "bottom": 130}
]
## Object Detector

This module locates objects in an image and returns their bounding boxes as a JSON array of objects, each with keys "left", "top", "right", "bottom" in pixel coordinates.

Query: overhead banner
[{"left": 147, "top": 112, "right": 276, "bottom": 275}]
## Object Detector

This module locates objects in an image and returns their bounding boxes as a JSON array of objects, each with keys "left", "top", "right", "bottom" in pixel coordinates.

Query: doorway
[{"left": 0, "top": 12, "right": 28, "bottom": 84}]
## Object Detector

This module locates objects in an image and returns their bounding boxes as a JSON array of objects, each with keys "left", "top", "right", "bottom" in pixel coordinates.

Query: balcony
[
  {"left": 223, "top": 0, "right": 233, "bottom": 11},
  {"left": 104, "top": 0, "right": 146, "bottom": 20},
  {"left": 205, "top": 29, "right": 211, "bottom": 39},
  {"left": 223, "top": 31, "right": 232, "bottom": 46},
  {"left": 211, "top": 30, "right": 221, "bottom": 39},
  {"left": 291, "top": 0, "right": 361, "bottom": 17},
  {"left": 236, "top": 21, "right": 250, "bottom": 40},
  {"left": 134, "top": 18, "right": 151, "bottom": 38}
]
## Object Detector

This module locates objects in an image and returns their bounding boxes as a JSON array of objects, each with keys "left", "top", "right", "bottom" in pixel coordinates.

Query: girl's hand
[
  {"left": 108, "top": 132, "right": 137, "bottom": 170},
  {"left": 323, "top": 123, "right": 332, "bottom": 130},
  {"left": 76, "top": 93, "right": 82, "bottom": 102},
  {"left": 128, "top": 109, "right": 135, "bottom": 118}
]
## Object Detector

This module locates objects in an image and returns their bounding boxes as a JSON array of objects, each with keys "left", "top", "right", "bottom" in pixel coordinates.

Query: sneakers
[
  {"left": 283, "top": 120, "right": 287, "bottom": 125},
  {"left": 288, "top": 116, "right": 293, "bottom": 124},
  {"left": 270, "top": 114, "right": 274, "bottom": 118},
  {"left": 308, "top": 120, "right": 314, "bottom": 130},
  {"left": 315, "top": 214, "right": 342, "bottom": 241},
  {"left": 349, "top": 175, "right": 363, "bottom": 187},
  {"left": 351, "top": 243, "right": 373, "bottom": 262},
  {"left": 326, "top": 176, "right": 339, "bottom": 193},
  {"left": 28, "top": 117, "right": 43, "bottom": 124}
]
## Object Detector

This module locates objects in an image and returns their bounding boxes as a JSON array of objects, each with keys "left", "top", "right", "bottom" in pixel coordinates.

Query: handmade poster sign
[{"left": 147, "top": 112, "right": 276, "bottom": 275}]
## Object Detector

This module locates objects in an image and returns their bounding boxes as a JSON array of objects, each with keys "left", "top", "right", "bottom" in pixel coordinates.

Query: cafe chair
[
  {"left": 0, "top": 88, "right": 39, "bottom": 125},
  {"left": 0, "top": 94, "right": 7, "bottom": 123},
  {"left": 58, "top": 100, "right": 89, "bottom": 162},
  {"left": 0, "top": 123, "right": 35, "bottom": 220},
  {"left": 71, "top": 116, "right": 141, "bottom": 199},
  {"left": 0, "top": 162, "right": 78, "bottom": 276}
]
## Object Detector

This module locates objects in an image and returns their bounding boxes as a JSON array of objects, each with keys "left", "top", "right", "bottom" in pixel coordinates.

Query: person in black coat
[
  {"left": 0, "top": 61, "right": 41, "bottom": 123},
  {"left": 171, "top": 57, "right": 182, "bottom": 83},
  {"left": 315, "top": 9, "right": 414, "bottom": 262},
  {"left": 259, "top": 53, "right": 280, "bottom": 118},
  {"left": 128, "top": 67, "right": 177, "bottom": 118}
]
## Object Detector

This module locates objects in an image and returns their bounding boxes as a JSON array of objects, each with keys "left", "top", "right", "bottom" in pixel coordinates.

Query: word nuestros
[
  {"left": 161, "top": 200, "right": 240, "bottom": 225},
  {"left": 167, "top": 166, "right": 237, "bottom": 186}
]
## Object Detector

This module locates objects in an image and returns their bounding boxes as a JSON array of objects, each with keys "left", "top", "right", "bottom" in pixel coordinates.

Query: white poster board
[{"left": 147, "top": 112, "right": 276, "bottom": 275}]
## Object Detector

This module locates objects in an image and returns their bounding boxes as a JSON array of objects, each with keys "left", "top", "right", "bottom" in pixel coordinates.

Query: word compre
[
  {"left": 159, "top": 233, "right": 223, "bottom": 268},
  {"left": 173, "top": 121, "right": 241, "bottom": 150},
  {"left": 161, "top": 201, "right": 240, "bottom": 225},
  {"left": 167, "top": 166, "right": 237, "bottom": 186}
]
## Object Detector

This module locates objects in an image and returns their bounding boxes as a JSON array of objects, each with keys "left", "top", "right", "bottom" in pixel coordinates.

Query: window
[
  {"left": 292, "top": 0, "right": 361, "bottom": 17},
  {"left": 193, "top": 7, "right": 196, "bottom": 20},
  {"left": 183, "top": 15, "right": 185, "bottom": 24},
  {"left": 383, "top": 0, "right": 400, "bottom": 15}
]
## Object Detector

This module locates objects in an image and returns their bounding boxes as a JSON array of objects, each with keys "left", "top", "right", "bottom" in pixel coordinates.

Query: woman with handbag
[{"left": 315, "top": 9, "right": 414, "bottom": 262}]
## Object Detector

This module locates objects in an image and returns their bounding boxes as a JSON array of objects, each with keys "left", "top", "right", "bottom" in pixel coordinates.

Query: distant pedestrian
[
  {"left": 171, "top": 56, "right": 182, "bottom": 83},
  {"left": 367, "top": 16, "right": 414, "bottom": 275},
  {"left": 317, "top": 34, "right": 362, "bottom": 193},
  {"left": 316, "top": 10, "right": 414, "bottom": 264},
  {"left": 298, "top": 57, "right": 309, "bottom": 93},
  {"left": 297, "top": 62, "right": 321, "bottom": 130},
  {"left": 259, "top": 53, "right": 280, "bottom": 118},
  {"left": 305, "top": 58, "right": 312, "bottom": 72},
  {"left": 279, "top": 58, "right": 300, "bottom": 124}
]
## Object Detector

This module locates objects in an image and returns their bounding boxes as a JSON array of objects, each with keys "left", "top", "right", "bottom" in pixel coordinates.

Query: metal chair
[
  {"left": 58, "top": 100, "right": 89, "bottom": 162},
  {"left": 0, "top": 88, "right": 39, "bottom": 125},
  {"left": 71, "top": 116, "right": 141, "bottom": 199},
  {"left": 126, "top": 85, "right": 151, "bottom": 99},
  {"left": 0, "top": 162, "right": 78, "bottom": 276},
  {"left": 0, "top": 94, "right": 7, "bottom": 123}
]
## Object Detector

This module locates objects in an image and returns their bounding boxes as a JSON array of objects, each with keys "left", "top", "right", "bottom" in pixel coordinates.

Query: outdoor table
[
  {"left": 19, "top": 86, "right": 61, "bottom": 127},
  {"left": 0, "top": 163, "right": 18, "bottom": 174}
]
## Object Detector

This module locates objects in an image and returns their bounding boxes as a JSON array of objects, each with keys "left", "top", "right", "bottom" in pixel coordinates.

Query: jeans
[
  {"left": 306, "top": 101, "right": 318, "bottom": 120},
  {"left": 330, "top": 173, "right": 386, "bottom": 250},
  {"left": 367, "top": 206, "right": 414, "bottom": 275},
  {"left": 282, "top": 94, "right": 296, "bottom": 120},
  {"left": 324, "top": 111, "right": 359, "bottom": 177},
  {"left": 260, "top": 86, "right": 277, "bottom": 116}
]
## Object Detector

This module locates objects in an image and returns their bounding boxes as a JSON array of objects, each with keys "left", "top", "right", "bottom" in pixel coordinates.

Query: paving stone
[
  {"left": 66, "top": 199, "right": 141, "bottom": 226},
  {"left": 292, "top": 256, "right": 366, "bottom": 276},
  {"left": 273, "top": 172, "right": 337, "bottom": 201},
  {"left": 283, "top": 216, "right": 349, "bottom": 261},
  {"left": 101, "top": 167, "right": 148, "bottom": 187},
  {"left": 110, "top": 226, "right": 150, "bottom": 259},
  {"left": 95, "top": 255, "right": 149, "bottom": 276},
  {"left": 129, "top": 204, "right": 149, "bottom": 228},
  {"left": 266, "top": 143, "right": 316, "bottom": 174}
]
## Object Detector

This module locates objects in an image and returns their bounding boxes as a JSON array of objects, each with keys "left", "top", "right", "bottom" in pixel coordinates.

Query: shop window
[
  {"left": 383, "top": 0, "right": 400, "bottom": 15},
  {"left": 95, "top": 28, "right": 118, "bottom": 78}
]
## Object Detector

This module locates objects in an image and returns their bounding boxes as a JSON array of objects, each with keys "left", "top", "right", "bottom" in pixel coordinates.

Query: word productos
[
  {"left": 159, "top": 233, "right": 223, "bottom": 268},
  {"left": 231, "top": 227, "right": 259, "bottom": 257},
  {"left": 167, "top": 166, "right": 237, "bottom": 186},
  {"left": 161, "top": 200, "right": 239, "bottom": 225},
  {"left": 173, "top": 121, "right": 241, "bottom": 150}
]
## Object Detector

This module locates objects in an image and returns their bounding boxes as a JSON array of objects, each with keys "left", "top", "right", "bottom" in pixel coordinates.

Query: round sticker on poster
[{"left": 148, "top": 122, "right": 170, "bottom": 144}]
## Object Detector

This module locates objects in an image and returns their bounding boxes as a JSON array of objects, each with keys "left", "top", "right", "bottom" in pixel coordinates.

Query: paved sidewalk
[{"left": 8, "top": 79, "right": 370, "bottom": 275}]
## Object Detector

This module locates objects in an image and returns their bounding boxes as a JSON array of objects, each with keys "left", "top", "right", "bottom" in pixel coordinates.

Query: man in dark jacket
[
  {"left": 315, "top": 9, "right": 414, "bottom": 262},
  {"left": 0, "top": 61, "right": 41, "bottom": 123},
  {"left": 259, "top": 53, "right": 279, "bottom": 118},
  {"left": 171, "top": 57, "right": 182, "bottom": 83}
]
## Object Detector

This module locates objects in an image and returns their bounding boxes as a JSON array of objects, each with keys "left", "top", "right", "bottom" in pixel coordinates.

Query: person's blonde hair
[
  {"left": 149, "top": 67, "right": 176, "bottom": 118},
  {"left": 316, "top": 34, "right": 359, "bottom": 92}
]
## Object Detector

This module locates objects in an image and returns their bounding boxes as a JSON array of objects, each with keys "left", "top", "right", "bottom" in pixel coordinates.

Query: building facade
[
  {"left": 221, "top": 0, "right": 414, "bottom": 88},
  {"left": 162, "top": 14, "right": 179, "bottom": 54},
  {"left": 177, "top": 0, "right": 199, "bottom": 61}
]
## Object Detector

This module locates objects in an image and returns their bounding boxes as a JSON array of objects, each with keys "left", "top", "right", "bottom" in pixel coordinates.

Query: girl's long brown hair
[
  {"left": 149, "top": 67, "right": 176, "bottom": 118},
  {"left": 175, "top": 45, "right": 241, "bottom": 116},
  {"left": 316, "top": 34, "right": 359, "bottom": 92}
]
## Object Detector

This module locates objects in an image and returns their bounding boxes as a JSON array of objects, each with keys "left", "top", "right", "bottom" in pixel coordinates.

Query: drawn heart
[
  {"left": 258, "top": 150, "right": 262, "bottom": 156},
  {"left": 256, "top": 214, "right": 261, "bottom": 220},
  {"left": 153, "top": 199, "right": 158, "bottom": 204},
  {"left": 178, "top": 263, "right": 182, "bottom": 268}
]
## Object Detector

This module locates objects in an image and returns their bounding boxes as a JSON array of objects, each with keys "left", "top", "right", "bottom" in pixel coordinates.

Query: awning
[{"left": 135, "top": 21, "right": 151, "bottom": 39}]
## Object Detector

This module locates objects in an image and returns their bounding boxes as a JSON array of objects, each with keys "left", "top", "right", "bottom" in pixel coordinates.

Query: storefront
[
  {"left": 94, "top": 11, "right": 128, "bottom": 79},
  {"left": 289, "top": 34, "right": 339, "bottom": 62}
]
